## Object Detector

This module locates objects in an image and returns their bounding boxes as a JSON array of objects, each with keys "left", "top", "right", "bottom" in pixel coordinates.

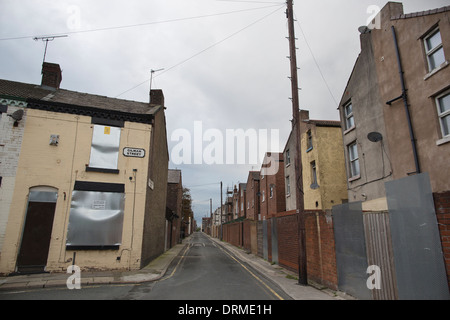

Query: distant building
[
  {"left": 166, "top": 169, "right": 183, "bottom": 249},
  {"left": 245, "top": 171, "right": 260, "bottom": 220},
  {"left": 299, "top": 111, "right": 347, "bottom": 210},
  {"left": 260, "top": 152, "right": 285, "bottom": 219},
  {"left": 0, "top": 62, "right": 169, "bottom": 275}
]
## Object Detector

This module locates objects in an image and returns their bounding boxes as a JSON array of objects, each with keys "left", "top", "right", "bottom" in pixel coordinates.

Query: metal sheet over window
[
  {"left": 89, "top": 125, "right": 121, "bottom": 170},
  {"left": 66, "top": 190, "right": 125, "bottom": 247}
]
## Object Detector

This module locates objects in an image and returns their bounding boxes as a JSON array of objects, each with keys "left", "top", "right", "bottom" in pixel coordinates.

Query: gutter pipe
[{"left": 386, "top": 26, "right": 420, "bottom": 174}]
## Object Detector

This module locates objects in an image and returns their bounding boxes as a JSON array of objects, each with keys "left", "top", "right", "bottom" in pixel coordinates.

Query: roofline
[
  {"left": 391, "top": 5, "right": 450, "bottom": 20},
  {"left": 27, "top": 98, "right": 154, "bottom": 125}
]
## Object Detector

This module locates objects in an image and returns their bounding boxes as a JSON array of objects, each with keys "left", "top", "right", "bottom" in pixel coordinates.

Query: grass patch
[{"left": 285, "top": 274, "right": 298, "bottom": 280}]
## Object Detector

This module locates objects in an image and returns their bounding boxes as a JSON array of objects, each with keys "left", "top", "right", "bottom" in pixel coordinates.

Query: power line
[
  {"left": 293, "top": 12, "right": 339, "bottom": 107},
  {"left": 0, "top": 4, "right": 283, "bottom": 41},
  {"left": 217, "top": 0, "right": 284, "bottom": 4},
  {"left": 115, "top": 4, "right": 285, "bottom": 98}
]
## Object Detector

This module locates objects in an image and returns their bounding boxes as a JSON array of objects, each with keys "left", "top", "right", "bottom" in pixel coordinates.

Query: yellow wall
[
  {"left": 0, "top": 108, "right": 152, "bottom": 274},
  {"left": 301, "top": 125, "right": 348, "bottom": 210}
]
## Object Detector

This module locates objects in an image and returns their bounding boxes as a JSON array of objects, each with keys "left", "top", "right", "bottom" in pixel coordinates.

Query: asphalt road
[{"left": 0, "top": 232, "right": 291, "bottom": 300}]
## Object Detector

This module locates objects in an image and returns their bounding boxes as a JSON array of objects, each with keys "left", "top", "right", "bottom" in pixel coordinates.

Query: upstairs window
[
  {"left": 307, "top": 130, "right": 313, "bottom": 151},
  {"left": 424, "top": 28, "right": 445, "bottom": 72},
  {"left": 286, "top": 176, "right": 291, "bottom": 195},
  {"left": 436, "top": 91, "right": 450, "bottom": 138},
  {"left": 285, "top": 149, "right": 291, "bottom": 166},
  {"left": 348, "top": 142, "right": 360, "bottom": 178},
  {"left": 344, "top": 102, "right": 355, "bottom": 130},
  {"left": 310, "top": 161, "right": 319, "bottom": 189},
  {"left": 88, "top": 125, "right": 121, "bottom": 173}
]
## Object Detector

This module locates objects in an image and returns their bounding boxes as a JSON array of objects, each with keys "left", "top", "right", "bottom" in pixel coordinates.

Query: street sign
[{"left": 123, "top": 147, "right": 145, "bottom": 158}]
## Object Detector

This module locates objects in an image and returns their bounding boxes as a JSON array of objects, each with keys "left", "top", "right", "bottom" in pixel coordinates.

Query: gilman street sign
[{"left": 123, "top": 147, "right": 145, "bottom": 158}]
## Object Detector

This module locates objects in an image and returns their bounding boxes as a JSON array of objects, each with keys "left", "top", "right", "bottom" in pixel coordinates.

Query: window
[
  {"left": 307, "top": 130, "right": 313, "bottom": 151},
  {"left": 344, "top": 102, "right": 355, "bottom": 130},
  {"left": 269, "top": 185, "right": 274, "bottom": 198},
  {"left": 424, "top": 28, "right": 446, "bottom": 72},
  {"left": 348, "top": 142, "right": 360, "bottom": 178},
  {"left": 67, "top": 181, "right": 125, "bottom": 248},
  {"left": 88, "top": 125, "right": 121, "bottom": 172},
  {"left": 261, "top": 190, "right": 265, "bottom": 202},
  {"left": 0, "top": 104, "right": 7, "bottom": 121},
  {"left": 436, "top": 91, "right": 450, "bottom": 138},
  {"left": 286, "top": 176, "right": 290, "bottom": 195},
  {"left": 285, "top": 149, "right": 291, "bottom": 166},
  {"left": 310, "top": 161, "right": 318, "bottom": 189}
]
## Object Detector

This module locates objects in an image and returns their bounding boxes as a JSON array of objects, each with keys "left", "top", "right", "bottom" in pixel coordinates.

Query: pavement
[{"left": 0, "top": 233, "right": 352, "bottom": 300}]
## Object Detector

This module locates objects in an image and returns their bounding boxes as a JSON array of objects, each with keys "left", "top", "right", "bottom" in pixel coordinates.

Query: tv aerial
[
  {"left": 33, "top": 35, "right": 68, "bottom": 64},
  {"left": 150, "top": 68, "right": 164, "bottom": 92}
]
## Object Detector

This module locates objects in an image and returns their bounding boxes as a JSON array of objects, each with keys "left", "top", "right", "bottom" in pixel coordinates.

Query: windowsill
[
  {"left": 348, "top": 174, "right": 361, "bottom": 182},
  {"left": 344, "top": 125, "right": 356, "bottom": 135},
  {"left": 86, "top": 166, "right": 120, "bottom": 174},
  {"left": 436, "top": 136, "right": 450, "bottom": 146},
  {"left": 424, "top": 60, "right": 449, "bottom": 80}
]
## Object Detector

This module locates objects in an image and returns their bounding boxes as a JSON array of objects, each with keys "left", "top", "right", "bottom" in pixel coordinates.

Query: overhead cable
[
  {"left": 0, "top": 4, "right": 283, "bottom": 41},
  {"left": 115, "top": 4, "right": 285, "bottom": 98}
]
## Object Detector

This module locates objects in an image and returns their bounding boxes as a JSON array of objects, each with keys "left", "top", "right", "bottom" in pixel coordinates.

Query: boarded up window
[
  {"left": 66, "top": 182, "right": 125, "bottom": 248},
  {"left": 89, "top": 125, "right": 121, "bottom": 170}
]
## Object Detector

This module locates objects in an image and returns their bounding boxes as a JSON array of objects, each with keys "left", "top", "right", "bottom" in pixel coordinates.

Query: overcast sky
[{"left": 1, "top": 0, "right": 448, "bottom": 225}]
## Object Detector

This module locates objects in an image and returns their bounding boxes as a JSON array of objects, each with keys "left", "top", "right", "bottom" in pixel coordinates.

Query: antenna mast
[
  {"left": 33, "top": 35, "right": 68, "bottom": 64},
  {"left": 150, "top": 68, "right": 164, "bottom": 92}
]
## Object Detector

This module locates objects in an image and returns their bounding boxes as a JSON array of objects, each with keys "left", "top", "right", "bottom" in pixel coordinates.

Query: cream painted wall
[
  {"left": 301, "top": 125, "right": 348, "bottom": 210},
  {"left": 0, "top": 108, "right": 152, "bottom": 274}
]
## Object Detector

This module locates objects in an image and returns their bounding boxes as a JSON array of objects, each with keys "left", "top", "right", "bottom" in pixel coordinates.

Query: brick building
[
  {"left": 259, "top": 152, "right": 285, "bottom": 220},
  {"left": 245, "top": 171, "right": 260, "bottom": 221},
  {"left": 166, "top": 169, "right": 182, "bottom": 249}
]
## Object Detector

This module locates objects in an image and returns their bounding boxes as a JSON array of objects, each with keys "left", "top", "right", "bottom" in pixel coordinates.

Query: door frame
[{"left": 16, "top": 186, "right": 58, "bottom": 273}]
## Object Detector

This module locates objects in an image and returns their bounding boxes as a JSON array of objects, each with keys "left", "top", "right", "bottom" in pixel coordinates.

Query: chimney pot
[{"left": 41, "top": 62, "right": 62, "bottom": 89}]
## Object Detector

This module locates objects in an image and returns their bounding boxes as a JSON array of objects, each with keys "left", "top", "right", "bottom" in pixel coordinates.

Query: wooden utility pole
[
  {"left": 220, "top": 181, "right": 223, "bottom": 240},
  {"left": 286, "top": 0, "right": 307, "bottom": 286}
]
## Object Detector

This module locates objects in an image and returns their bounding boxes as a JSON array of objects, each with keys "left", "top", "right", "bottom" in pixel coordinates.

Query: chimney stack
[
  {"left": 41, "top": 62, "right": 62, "bottom": 89},
  {"left": 150, "top": 89, "right": 165, "bottom": 107}
]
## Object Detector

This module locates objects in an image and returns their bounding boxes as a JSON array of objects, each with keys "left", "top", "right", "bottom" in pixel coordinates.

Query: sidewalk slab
[{"left": 0, "top": 240, "right": 188, "bottom": 291}]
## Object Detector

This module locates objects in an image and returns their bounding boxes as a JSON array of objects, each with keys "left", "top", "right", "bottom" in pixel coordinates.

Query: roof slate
[{"left": 0, "top": 79, "right": 158, "bottom": 115}]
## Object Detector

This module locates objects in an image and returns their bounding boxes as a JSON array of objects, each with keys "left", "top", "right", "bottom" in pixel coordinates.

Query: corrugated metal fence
[{"left": 363, "top": 211, "right": 398, "bottom": 300}]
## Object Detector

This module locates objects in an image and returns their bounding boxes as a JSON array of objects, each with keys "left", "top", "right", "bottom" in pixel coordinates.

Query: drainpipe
[{"left": 386, "top": 26, "right": 420, "bottom": 174}]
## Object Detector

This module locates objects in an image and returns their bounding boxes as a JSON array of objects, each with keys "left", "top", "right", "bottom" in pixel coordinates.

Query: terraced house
[{"left": 0, "top": 62, "right": 169, "bottom": 275}]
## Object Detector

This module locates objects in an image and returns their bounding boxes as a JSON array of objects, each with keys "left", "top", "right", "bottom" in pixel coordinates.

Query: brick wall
[
  {"left": 304, "top": 210, "right": 338, "bottom": 290},
  {"left": 223, "top": 221, "right": 243, "bottom": 248},
  {"left": 220, "top": 209, "right": 338, "bottom": 291},
  {"left": 433, "top": 191, "right": 450, "bottom": 289},
  {"left": 0, "top": 102, "right": 26, "bottom": 252}
]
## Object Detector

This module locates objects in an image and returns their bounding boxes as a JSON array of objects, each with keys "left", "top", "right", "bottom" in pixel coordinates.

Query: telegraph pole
[
  {"left": 286, "top": 0, "right": 307, "bottom": 286},
  {"left": 220, "top": 181, "right": 223, "bottom": 240}
]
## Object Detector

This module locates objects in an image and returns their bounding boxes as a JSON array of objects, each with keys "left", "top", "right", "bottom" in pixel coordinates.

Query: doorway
[{"left": 16, "top": 188, "right": 58, "bottom": 274}]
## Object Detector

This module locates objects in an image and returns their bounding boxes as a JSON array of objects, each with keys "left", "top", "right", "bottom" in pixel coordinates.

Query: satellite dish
[
  {"left": 367, "top": 132, "right": 383, "bottom": 142},
  {"left": 8, "top": 109, "right": 24, "bottom": 121},
  {"left": 358, "top": 26, "right": 370, "bottom": 34}
]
